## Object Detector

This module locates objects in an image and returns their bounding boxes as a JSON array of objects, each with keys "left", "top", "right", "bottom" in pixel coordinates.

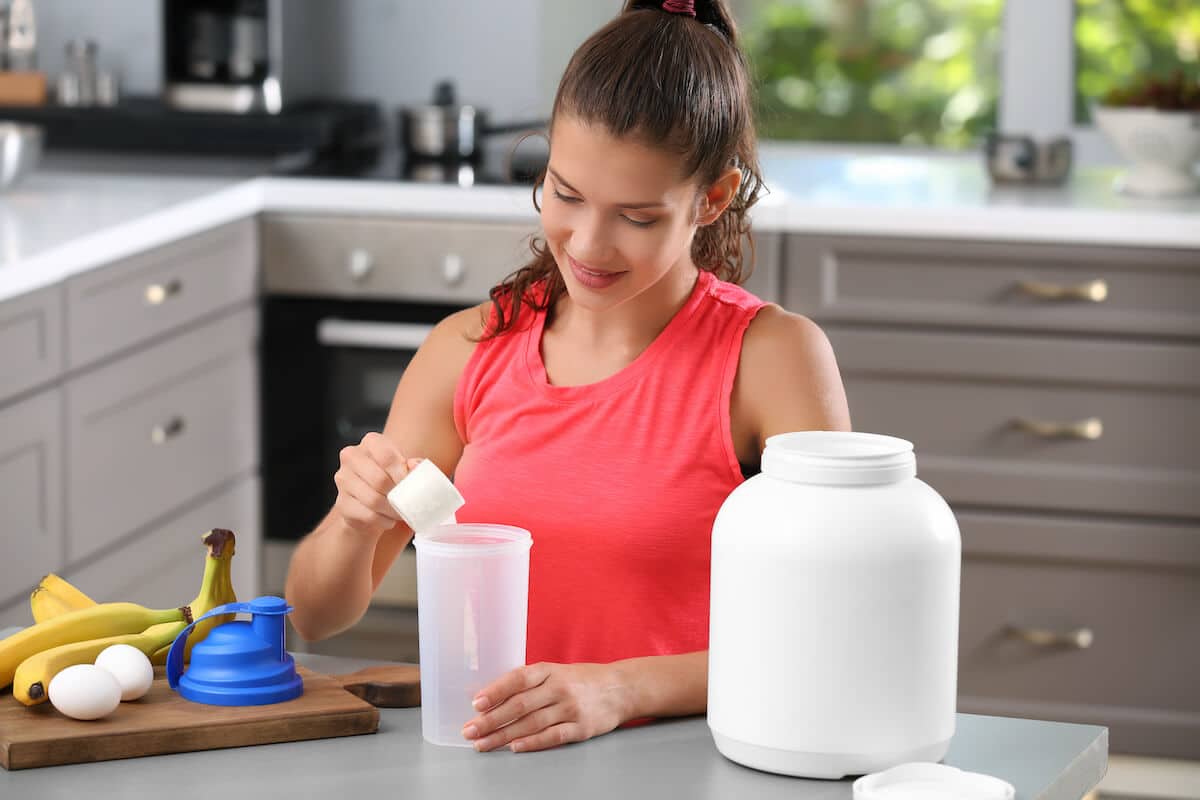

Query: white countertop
[{"left": 1, "top": 149, "right": 1197, "bottom": 302}]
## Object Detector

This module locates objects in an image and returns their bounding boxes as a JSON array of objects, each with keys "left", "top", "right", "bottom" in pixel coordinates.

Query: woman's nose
[{"left": 569, "top": 217, "right": 615, "bottom": 265}]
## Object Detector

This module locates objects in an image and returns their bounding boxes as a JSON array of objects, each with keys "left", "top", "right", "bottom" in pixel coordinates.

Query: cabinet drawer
[
  {"left": 262, "top": 213, "right": 532, "bottom": 303},
  {"left": 65, "top": 305, "right": 257, "bottom": 564},
  {"left": 0, "top": 388, "right": 64, "bottom": 608},
  {"left": 958, "top": 522, "right": 1200, "bottom": 754},
  {"left": 66, "top": 219, "right": 257, "bottom": 370},
  {"left": 830, "top": 327, "right": 1200, "bottom": 518},
  {"left": 741, "top": 231, "right": 781, "bottom": 304},
  {"left": 784, "top": 235, "right": 1200, "bottom": 338},
  {"left": 0, "top": 286, "right": 63, "bottom": 405},
  {"left": 65, "top": 476, "right": 261, "bottom": 610}
]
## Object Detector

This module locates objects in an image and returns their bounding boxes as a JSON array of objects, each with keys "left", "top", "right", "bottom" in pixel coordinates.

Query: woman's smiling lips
[{"left": 566, "top": 253, "right": 627, "bottom": 289}]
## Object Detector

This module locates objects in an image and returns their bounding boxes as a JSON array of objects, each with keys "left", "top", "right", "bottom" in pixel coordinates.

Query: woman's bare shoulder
[
  {"left": 423, "top": 301, "right": 492, "bottom": 362},
  {"left": 736, "top": 304, "right": 852, "bottom": 435}
]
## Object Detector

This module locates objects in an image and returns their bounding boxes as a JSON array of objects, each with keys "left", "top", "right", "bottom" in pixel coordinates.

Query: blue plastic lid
[{"left": 166, "top": 595, "right": 304, "bottom": 706}]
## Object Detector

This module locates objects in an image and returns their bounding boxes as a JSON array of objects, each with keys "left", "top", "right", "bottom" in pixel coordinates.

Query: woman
[{"left": 286, "top": 0, "right": 851, "bottom": 754}]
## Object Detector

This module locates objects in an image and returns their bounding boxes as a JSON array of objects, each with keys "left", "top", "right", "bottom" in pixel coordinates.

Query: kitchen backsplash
[{"left": 26, "top": 0, "right": 619, "bottom": 119}]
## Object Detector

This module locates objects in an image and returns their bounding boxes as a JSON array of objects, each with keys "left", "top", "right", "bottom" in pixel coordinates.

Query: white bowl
[{"left": 1093, "top": 105, "right": 1200, "bottom": 196}]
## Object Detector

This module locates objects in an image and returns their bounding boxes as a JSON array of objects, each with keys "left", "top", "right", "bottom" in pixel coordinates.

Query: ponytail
[{"left": 481, "top": 0, "right": 763, "bottom": 340}]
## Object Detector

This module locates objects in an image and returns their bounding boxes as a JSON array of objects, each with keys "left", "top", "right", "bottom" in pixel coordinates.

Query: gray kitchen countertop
[{"left": 0, "top": 652, "right": 1108, "bottom": 800}]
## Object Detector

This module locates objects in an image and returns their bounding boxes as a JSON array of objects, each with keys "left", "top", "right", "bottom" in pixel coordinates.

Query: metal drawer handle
[
  {"left": 1011, "top": 416, "right": 1103, "bottom": 440},
  {"left": 1008, "top": 624, "right": 1094, "bottom": 650},
  {"left": 150, "top": 416, "right": 186, "bottom": 445},
  {"left": 1016, "top": 279, "right": 1108, "bottom": 303},
  {"left": 144, "top": 279, "right": 183, "bottom": 305},
  {"left": 348, "top": 248, "right": 374, "bottom": 283},
  {"left": 443, "top": 253, "right": 465, "bottom": 286}
]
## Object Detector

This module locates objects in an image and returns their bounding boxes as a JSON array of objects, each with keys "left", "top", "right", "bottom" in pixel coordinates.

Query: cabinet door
[
  {"left": 65, "top": 219, "right": 257, "bottom": 370},
  {"left": 741, "top": 231, "right": 780, "bottom": 304},
  {"left": 827, "top": 326, "right": 1200, "bottom": 519},
  {"left": 0, "top": 285, "right": 63, "bottom": 405},
  {"left": 957, "top": 512, "right": 1200, "bottom": 759},
  {"left": 65, "top": 305, "right": 258, "bottom": 565},
  {"left": 0, "top": 388, "right": 64, "bottom": 608},
  {"left": 64, "top": 476, "right": 261, "bottom": 610},
  {"left": 783, "top": 234, "right": 1200, "bottom": 338}
]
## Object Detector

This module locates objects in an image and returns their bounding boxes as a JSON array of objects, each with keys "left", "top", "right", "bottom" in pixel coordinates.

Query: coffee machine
[{"left": 163, "top": 0, "right": 325, "bottom": 114}]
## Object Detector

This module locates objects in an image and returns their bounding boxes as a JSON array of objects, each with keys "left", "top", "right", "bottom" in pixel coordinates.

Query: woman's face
[{"left": 540, "top": 115, "right": 703, "bottom": 310}]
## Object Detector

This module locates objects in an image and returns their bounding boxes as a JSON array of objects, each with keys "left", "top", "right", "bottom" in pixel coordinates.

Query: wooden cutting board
[{"left": 0, "top": 664, "right": 421, "bottom": 770}]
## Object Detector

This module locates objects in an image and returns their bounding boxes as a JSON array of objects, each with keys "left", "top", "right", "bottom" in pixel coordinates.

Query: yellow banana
[
  {"left": 13, "top": 620, "right": 187, "bottom": 706},
  {"left": 177, "top": 528, "right": 239, "bottom": 662},
  {"left": 0, "top": 602, "right": 188, "bottom": 690},
  {"left": 30, "top": 574, "right": 98, "bottom": 623}
]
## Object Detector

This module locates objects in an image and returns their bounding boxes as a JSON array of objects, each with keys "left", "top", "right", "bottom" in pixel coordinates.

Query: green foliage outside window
[
  {"left": 737, "top": 0, "right": 1002, "bottom": 148},
  {"left": 1074, "top": 0, "right": 1200, "bottom": 122}
]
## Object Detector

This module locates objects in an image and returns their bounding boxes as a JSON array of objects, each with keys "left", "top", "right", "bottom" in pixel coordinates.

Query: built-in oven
[{"left": 260, "top": 295, "right": 467, "bottom": 543}]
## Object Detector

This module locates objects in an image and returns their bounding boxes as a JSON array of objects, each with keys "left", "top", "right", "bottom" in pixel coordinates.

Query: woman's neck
[{"left": 550, "top": 263, "right": 700, "bottom": 358}]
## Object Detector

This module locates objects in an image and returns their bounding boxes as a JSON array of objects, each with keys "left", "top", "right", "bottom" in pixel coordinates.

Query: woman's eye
[{"left": 552, "top": 188, "right": 654, "bottom": 227}]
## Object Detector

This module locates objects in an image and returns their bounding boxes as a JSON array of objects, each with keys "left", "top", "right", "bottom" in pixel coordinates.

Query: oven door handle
[{"left": 316, "top": 319, "right": 435, "bottom": 350}]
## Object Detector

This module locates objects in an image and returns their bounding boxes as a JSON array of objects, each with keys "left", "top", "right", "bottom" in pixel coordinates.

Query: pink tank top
[{"left": 453, "top": 269, "right": 767, "bottom": 665}]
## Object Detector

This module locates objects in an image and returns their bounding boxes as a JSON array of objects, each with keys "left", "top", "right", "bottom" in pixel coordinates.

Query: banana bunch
[
  {"left": 29, "top": 573, "right": 97, "bottom": 622},
  {"left": 0, "top": 528, "right": 239, "bottom": 706}
]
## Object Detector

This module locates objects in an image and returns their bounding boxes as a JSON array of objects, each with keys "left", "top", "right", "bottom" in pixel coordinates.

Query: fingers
[
  {"left": 334, "top": 432, "right": 415, "bottom": 536},
  {"left": 360, "top": 432, "right": 410, "bottom": 485},
  {"left": 471, "top": 663, "right": 550, "bottom": 715},
  {"left": 464, "top": 687, "right": 559, "bottom": 752},
  {"left": 508, "top": 723, "right": 583, "bottom": 753}
]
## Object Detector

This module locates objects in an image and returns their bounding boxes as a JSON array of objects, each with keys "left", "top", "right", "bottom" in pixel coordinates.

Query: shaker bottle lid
[{"left": 853, "top": 763, "right": 1015, "bottom": 800}]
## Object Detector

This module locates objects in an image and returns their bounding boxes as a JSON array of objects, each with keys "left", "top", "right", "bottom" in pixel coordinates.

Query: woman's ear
[{"left": 695, "top": 167, "right": 743, "bottom": 225}]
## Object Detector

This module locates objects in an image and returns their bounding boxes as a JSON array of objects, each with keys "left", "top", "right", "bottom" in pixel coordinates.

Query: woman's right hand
[{"left": 333, "top": 432, "right": 423, "bottom": 537}]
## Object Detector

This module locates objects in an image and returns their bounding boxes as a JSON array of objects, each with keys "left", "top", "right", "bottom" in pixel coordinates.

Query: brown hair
[{"left": 481, "top": 0, "right": 764, "bottom": 339}]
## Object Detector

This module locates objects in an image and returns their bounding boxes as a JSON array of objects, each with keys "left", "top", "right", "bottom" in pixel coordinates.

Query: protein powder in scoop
[{"left": 387, "top": 459, "right": 465, "bottom": 532}]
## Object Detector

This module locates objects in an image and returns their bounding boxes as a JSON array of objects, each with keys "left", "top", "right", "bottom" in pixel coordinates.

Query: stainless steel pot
[
  {"left": 0, "top": 122, "right": 43, "bottom": 191},
  {"left": 400, "top": 81, "right": 544, "bottom": 161},
  {"left": 984, "top": 132, "right": 1073, "bottom": 185}
]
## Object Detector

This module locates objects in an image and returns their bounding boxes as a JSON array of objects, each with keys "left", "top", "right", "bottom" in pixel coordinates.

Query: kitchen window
[
  {"left": 733, "top": 0, "right": 1198, "bottom": 161},
  {"left": 1074, "top": 0, "right": 1200, "bottom": 124},
  {"left": 738, "top": 0, "right": 1003, "bottom": 148}
]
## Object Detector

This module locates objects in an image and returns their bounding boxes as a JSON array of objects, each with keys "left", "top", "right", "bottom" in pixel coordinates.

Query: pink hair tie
[{"left": 662, "top": 0, "right": 696, "bottom": 17}]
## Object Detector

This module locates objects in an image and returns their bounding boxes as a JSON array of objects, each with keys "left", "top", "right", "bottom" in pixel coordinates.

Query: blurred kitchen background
[{"left": 1, "top": 1, "right": 1197, "bottom": 797}]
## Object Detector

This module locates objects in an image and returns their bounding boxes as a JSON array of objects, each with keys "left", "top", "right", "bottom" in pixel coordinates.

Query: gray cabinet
[
  {"left": 0, "top": 388, "right": 63, "bottom": 608},
  {"left": 0, "top": 219, "right": 260, "bottom": 628},
  {"left": 65, "top": 219, "right": 257, "bottom": 370},
  {"left": 63, "top": 476, "right": 261, "bottom": 613},
  {"left": 0, "top": 476, "right": 260, "bottom": 628},
  {"left": 741, "top": 231, "right": 780, "bottom": 303},
  {"left": 65, "top": 305, "right": 258, "bottom": 564},
  {"left": 782, "top": 233, "right": 1200, "bottom": 758},
  {"left": 783, "top": 235, "right": 1200, "bottom": 338},
  {"left": 0, "top": 285, "right": 63, "bottom": 404}
]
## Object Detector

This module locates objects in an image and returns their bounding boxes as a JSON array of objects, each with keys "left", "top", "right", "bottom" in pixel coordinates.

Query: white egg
[
  {"left": 95, "top": 643, "right": 155, "bottom": 701},
  {"left": 48, "top": 664, "right": 122, "bottom": 721}
]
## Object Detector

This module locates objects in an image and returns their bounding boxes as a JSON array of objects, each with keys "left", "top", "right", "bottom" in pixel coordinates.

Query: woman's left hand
[{"left": 461, "top": 662, "right": 631, "bottom": 753}]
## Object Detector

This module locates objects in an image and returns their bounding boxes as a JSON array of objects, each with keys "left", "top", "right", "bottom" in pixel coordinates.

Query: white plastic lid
[
  {"left": 853, "top": 763, "right": 1015, "bottom": 800},
  {"left": 761, "top": 431, "right": 916, "bottom": 486}
]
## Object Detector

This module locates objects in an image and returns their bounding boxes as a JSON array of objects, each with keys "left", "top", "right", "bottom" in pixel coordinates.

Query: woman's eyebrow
[{"left": 548, "top": 167, "right": 667, "bottom": 209}]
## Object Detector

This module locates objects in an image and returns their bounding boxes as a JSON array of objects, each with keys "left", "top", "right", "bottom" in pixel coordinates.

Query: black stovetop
[{"left": 0, "top": 95, "right": 548, "bottom": 187}]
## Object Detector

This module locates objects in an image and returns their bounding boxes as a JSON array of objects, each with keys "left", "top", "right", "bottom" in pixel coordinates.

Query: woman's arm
[{"left": 285, "top": 304, "right": 486, "bottom": 641}]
